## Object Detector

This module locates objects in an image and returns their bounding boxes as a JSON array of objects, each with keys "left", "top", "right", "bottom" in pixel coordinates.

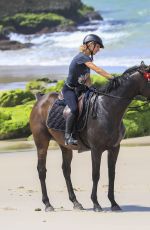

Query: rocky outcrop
[
  {"left": 0, "top": 0, "right": 103, "bottom": 50},
  {"left": 0, "top": 0, "right": 85, "bottom": 18},
  {"left": 0, "top": 40, "right": 32, "bottom": 50}
]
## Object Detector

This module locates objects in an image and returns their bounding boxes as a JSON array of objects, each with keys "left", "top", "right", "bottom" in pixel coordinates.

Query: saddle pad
[
  {"left": 46, "top": 100, "right": 66, "bottom": 131},
  {"left": 46, "top": 98, "right": 90, "bottom": 132}
]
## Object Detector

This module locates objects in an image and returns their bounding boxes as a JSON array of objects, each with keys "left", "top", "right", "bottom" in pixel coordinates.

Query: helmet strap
[{"left": 86, "top": 42, "right": 96, "bottom": 61}]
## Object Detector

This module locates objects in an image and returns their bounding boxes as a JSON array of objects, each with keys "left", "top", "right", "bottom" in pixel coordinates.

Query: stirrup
[
  {"left": 65, "top": 134, "right": 77, "bottom": 146},
  {"left": 68, "top": 136, "right": 78, "bottom": 145}
]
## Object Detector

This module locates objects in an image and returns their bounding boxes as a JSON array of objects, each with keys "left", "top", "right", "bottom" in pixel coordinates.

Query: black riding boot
[{"left": 65, "top": 113, "right": 77, "bottom": 145}]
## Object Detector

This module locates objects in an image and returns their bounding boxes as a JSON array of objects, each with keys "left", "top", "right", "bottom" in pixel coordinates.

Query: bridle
[
  {"left": 138, "top": 61, "right": 150, "bottom": 82},
  {"left": 143, "top": 72, "right": 150, "bottom": 81},
  {"left": 96, "top": 62, "right": 150, "bottom": 100},
  {"left": 91, "top": 63, "right": 150, "bottom": 113}
]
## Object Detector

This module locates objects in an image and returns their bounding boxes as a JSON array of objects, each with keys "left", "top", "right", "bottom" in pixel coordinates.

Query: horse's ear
[{"left": 141, "top": 61, "right": 145, "bottom": 66}]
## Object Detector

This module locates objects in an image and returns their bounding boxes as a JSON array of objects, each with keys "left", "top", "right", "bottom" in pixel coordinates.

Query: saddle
[
  {"left": 46, "top": 91, "right": 92, "bottom": 132},
  {"left": 58, "top": 91, "right": 84, "bottom": 119}
]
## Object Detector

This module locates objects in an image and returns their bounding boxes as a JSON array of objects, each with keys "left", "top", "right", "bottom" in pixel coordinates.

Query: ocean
[{"left": 0, "top": 0, "right": 150, "bottom": 89}]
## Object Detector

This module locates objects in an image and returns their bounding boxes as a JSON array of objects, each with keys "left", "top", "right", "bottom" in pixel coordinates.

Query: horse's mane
[
  {"left": 122, "top": 65, "right": 140, "bottom": 77},
  {"left": 99, "top": 62, "right": 149, "bottom": 93}
]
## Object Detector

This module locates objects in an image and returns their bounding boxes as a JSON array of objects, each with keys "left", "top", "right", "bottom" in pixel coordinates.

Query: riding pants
[{"left": 62, "top": 84, "right": 79, "bottom": 115}]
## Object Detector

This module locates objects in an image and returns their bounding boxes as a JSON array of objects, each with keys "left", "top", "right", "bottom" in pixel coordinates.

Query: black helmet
[{"left": 83, "top": 34, "right": 104, "bottom": 48}]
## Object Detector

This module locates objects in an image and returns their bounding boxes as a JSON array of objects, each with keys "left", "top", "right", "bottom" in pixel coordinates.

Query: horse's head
[
  {"left": 137, "top": 62, "right": 150, "bottom": 100},
  {"left": 98, "top": 62, "right": 150, "bottom": 101},
  {"left": 120, "top": 61, "right": 150, "bottom": 100}
]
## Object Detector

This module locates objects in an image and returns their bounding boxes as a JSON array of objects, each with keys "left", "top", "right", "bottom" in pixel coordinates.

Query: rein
[
  {"left": 92, "top": 90, "right": 150, "bottom": 111},
  {"left": 97, "top": 63, "right": 150, "bottom": 101},
  {"left": 91, "top": 90, "right": 149, "bottom": 118},
  {"left": 94, "top": 90, "right": 131, "bottom": 100}
]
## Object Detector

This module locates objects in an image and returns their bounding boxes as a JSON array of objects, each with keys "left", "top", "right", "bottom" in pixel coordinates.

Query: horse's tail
[{"left": 35, "top": 92, "right": 45, "bottom": 101}]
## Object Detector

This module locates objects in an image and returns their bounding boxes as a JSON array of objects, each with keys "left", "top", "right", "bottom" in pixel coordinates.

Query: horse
[{"left": 30, "top": 62, "right": 150, "bottom": 212}]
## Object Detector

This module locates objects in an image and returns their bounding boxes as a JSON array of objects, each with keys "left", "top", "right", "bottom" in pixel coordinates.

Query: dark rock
[
  {"left": 0, "top": 40, "right": 33, "bottom": 50},
  {"left": 84, "top": 11, "right": 103, "bottom": 21},
  {"left": 0, "top": 34, "right": 8, "bottom": 40},
  {"left": 2, "top": 26, "right": 16, "bottom": 36},
  {"left": 0, "top": 0, "right": 82, "bottom": 18},
  {"left": 0, "top": 0, "right": 103, "bottom": 50}
]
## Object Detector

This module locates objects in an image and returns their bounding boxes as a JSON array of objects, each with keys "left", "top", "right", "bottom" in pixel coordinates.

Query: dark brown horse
[{"left": 30, "top": 63, "right": 150, "bottom": 212}]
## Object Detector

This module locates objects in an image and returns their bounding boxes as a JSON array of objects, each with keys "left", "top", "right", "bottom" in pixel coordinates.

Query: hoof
[
  {"left": 93, "top": 204, "right": 102, "bottom": 212},
  {"left": 45, "top": 203, "right": 54, "bottom": 212},
  {"left": 111, "top": 205, "right": 122, "bottom": 211},
  {"left": 73, "top": 201, "right": 84, "bottom": 210}
]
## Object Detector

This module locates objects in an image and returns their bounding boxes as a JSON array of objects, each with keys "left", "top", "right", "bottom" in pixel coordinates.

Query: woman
[{"left": 62, "top": 34, "right": 113, "bottom": 145}]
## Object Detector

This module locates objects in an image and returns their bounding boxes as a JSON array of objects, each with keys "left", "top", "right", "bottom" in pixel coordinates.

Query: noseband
[
  {"left": 138, "top": 61, "right": 150, "bottom": 82},
  {"left": 144, "top": 72, "right": 150, "bottom": 81}
]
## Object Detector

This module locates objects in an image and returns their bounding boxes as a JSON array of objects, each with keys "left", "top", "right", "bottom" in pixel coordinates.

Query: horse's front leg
[
  {"left": 108, "top": 145, "right": 121, "bottom": 211},
  {"left": 60, "top": 145, "right": 84, "bottom": 210},
  {"left": 91, "top": 148, "right": 102, "bottom": 212}
]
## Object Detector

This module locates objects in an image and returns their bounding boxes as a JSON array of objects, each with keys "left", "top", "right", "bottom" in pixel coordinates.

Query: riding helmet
[{"left": 83, "top": 34, "right": 104, "bottom": 48}]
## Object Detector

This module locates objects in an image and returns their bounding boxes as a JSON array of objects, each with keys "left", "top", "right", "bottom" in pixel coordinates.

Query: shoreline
[
  {"left": 0, "top": 136, "right": 149, "bottom": 153},
  {"left": 0, "top": 65, "right": 126, "bottom": 82},
  {"left": 0, "top": 65, "right": 126, "bottom": 90},
  {"left": 0, "top": 65, "right": 68, "bottom": 83}
]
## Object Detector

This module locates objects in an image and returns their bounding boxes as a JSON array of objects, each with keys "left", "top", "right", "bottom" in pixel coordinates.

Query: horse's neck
[
  {"left": 97, "top": 96, "right": 130, "bottom": 124},
  {"left": 99, "top": 77, "right": 138, "bottom": 121},
  {"left": 114, "top": 75, "right": 139, "bottom": 99}
]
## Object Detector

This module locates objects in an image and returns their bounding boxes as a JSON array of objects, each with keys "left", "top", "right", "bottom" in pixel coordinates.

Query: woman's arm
[{"left": 85, "top": 61, "right": 112, "bottom": 79}]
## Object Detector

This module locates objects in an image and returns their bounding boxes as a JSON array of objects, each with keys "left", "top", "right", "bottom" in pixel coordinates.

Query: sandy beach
[{"left": 0, "top": 139, "right": 150, "bottom": 230}]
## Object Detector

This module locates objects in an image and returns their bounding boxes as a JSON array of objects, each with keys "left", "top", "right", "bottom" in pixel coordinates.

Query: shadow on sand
[
  {"left": 120, "top": 205, "right": 150, "bottom": 212},
  {"left": 102, "top": 205, "right": 150, "bottom": 212},
  {"left": 84, "top": 205, "right": 150, "bottom": 213}
]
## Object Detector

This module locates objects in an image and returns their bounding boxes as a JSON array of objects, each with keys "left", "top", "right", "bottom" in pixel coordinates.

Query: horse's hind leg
[
  {"left": 59, "top": 145, "right": 84, "bottom": 210},
  {"left": 108, "top": 145, "right": 121, "bottom": 211},
  {"left": 34, "top": 130, "right": 54, "bottom": 212}
]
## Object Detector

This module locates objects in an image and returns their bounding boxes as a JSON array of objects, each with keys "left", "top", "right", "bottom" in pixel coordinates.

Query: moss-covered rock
[
  {"left": 0, "top": 89, "right": 35, "bottom": 107},
  {"left": 36, "top": 77, "right": 57, "bottom": 83},
  {"left": 0, "top": 102, "right": 33, "bottom": 139},
  {"left": 3, "top": 13, "right": 75, "bottom": 34},
  {"left": 0, "top": 77, "right": 149, "bottom": 140},
  {"left": 25, "top": 80, "right": 48, "bottom": 92},
  {"left": 45, "top": 80, "right": 64, "bottom": 93},
  {"left": 0, "top": 0, "right": 82, "bottom": 18},
  {"left": 124, "top": 101, "right": 150, "bottom": 138},
  {"left": 25, "top": 79, "right": 64, "bottom": 93},
  {"left": 91, "top": 74, "right": 108, "bottom": 86},
  {"left": 77, "top": 4, "right": 103, "bottom": 22},
  {"left": 0, "top": 0, "right": 102, "bottom": 35}
]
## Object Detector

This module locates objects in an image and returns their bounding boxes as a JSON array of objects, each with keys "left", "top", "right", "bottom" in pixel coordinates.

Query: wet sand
[
  {"left": 0, "top": 139, "right": 150, "bottom": 230},
  {"left": 0, "top": 65, "right": 67, "bottom": 83}
]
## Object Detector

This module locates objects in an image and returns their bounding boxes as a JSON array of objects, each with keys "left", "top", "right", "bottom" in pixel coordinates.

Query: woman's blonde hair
[{"left": 79, "top": 42, "right": 93, "bottom": 55}]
